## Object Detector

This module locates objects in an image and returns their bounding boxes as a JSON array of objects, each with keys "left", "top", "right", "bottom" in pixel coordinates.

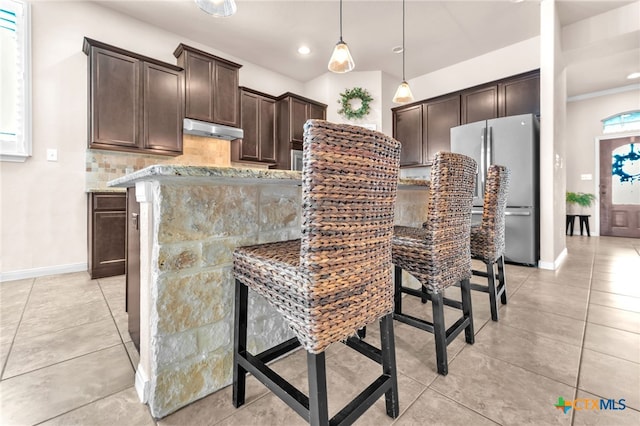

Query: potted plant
[{"left": 566, "top": 192, "right": 596, "bottom": 215}]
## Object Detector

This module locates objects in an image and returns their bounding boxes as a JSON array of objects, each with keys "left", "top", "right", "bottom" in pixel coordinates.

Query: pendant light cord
[
  {"left": 339, "top": 0, "right": 343, "bottom": 41},
  {"left": 402, "top": 0, "right": 406, "bottom": 81}
]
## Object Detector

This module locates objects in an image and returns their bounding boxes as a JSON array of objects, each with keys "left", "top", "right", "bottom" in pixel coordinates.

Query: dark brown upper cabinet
[
  {"left": 393, "top": 104, "right": 423, "bottom": 167},
  {"left": 498, "top": 70, "right": 540, "bottom": 118},
  {"left": 83, "top": 38, "right": 183, "bottom": 155},
  {"left": 392, "top": 94, "right": 461, "bottom": 167},
  {"left": 232, "top": 87, "right": 276, "bottom": 164},
  {"left": 423, "top": 94, "right": 461, "bottom": 164},
  {"left": 461, "top": 84, "right": 498, "bottom": 124},
  {"left": 392, "top": 70, "right": 539, "bottom": 167},
  {"left": 276, "top": 92, "right": 326, "bottom": 169},
  {"left": 174, "top": 44, "right": 242, "bottom": 128}
]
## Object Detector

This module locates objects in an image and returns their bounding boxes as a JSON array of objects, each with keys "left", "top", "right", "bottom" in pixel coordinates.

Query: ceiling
[{"left": 94, "top": 0, "right": 639, "bottom": 97}]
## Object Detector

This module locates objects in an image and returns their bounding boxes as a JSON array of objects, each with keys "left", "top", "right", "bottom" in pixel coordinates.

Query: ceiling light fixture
[
  {"left": 627, "top": 72, "right": 640, "bottom": 80},
  {"left": 327, "top": 0, "right": 355, "bottom": 73},
  {"left": 393, "top": 0, "right": 414, "bottom": 104},
  {"left": 298, "top": 46, "right": 311, "bottom": 55},
  {"left": 194, "top": 0, "right": 237, "bottom": 17}
]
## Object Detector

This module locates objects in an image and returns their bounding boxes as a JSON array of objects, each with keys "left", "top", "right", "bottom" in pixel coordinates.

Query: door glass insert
[{"left": 612, "top": 143, "right": 640, "bottom": 205}]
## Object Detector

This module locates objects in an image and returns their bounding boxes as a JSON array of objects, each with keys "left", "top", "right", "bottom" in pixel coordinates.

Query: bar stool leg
[
  {"left": 486, "top": 260, "right": 499, "bottom": 321},
  {"left": 307, "top": 352, "right": 329, "bottom": 426},
  {"left": 233, "top": 279, "right": 248, "bottom": 408},
  {"left": 431, "top": 292, "right": 448, "bottom": 376},
  {"left": 379, "top": 313, "right": 400, "bottom": 418},
  {"left": 498, "top": 255, "right": 507, "bottom": 305},
  {"left": 460, "top": 279, "right": 475, "bottom": 343},
  {"left": 394, "top": 265, "right": 403, "bottom": 315}
]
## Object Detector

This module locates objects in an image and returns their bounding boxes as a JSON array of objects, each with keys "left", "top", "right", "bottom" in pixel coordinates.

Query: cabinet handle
[{"left": 132, "top": 213, "right": 139, "bottom": 231}]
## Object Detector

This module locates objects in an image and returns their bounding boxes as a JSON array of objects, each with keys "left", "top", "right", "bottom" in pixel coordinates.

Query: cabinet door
[
  {"left": 498, "top": 73, "right": 540, "bottom": 117},
  {"left": 213, "top": 61, "right": 240, "bottom": 127},
  {"left": 184, "top": 51, "right": 214, "bottom": 122},
  {"left": 290, "top": 97, "right": 308, "bottom": 143},
  {"left": 393, "top": 105, "right": 423, "bottom": 166},
  {"left": 239, "top": 91, "right": 259, "bottom": 161},
  {"left": 259, "top": 97, "right": 276, "bottom": 162},
  {"left": 90, "top": 47, "right": 140, "bottom": 149},
  {"left": 309, "top": 103, "right": 326, "bottom": 120},
  {"left": 142, "top": 63, "right": 183, "bottom": 153},
  {"left": 423, "top": 95, "right": 460, "bottom": 164},
  {"left": 89, "top": 193, "right": 126, "bottom": 279},
  {"left": 461, "top": 85, "right": 497, "bottom": 124}
]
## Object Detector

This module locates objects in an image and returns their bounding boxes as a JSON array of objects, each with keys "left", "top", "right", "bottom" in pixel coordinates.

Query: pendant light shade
[
  {"left": 393, "top": 0, "right": 414, "bottom": 104},
  {"left": 328, "top": 0, "right": 355, "bottom": 73},
  {"left": 393, "top": 81, "right": 414, "bottom": 104},
  {"left": 194, "top": 0, "right": 237, "bottom": 17}
]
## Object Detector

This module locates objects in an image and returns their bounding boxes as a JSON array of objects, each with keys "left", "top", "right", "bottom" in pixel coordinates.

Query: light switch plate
[{"left": 47, "top": 149, "right": 57, "bottom": 162}]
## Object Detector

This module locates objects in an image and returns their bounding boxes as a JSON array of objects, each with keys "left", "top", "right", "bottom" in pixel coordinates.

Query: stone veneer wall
[
  {"left": 86, "top": 135, "right": 231, "bottom": 190},
  {"left": 146, "top": 181, "right": 302, "bottom": 417}
]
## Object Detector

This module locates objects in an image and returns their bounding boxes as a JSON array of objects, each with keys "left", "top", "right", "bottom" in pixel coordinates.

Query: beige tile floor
[{"left": 1, "top": 236, "right": 638, "bottom": 425}]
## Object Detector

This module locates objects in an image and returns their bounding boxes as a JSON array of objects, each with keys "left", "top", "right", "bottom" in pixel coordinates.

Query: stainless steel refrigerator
[{"left": 450, "top": 113, "right": 539, "bottom": 266}]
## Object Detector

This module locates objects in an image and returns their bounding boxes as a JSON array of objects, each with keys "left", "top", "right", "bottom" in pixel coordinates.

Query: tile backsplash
[{"left": 86, "top": 135, "right": 231, "bottom": 190}]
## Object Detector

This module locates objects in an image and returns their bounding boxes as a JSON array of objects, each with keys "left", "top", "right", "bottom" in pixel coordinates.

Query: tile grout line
[
  {"left": 0, "top": 277, "right": 36, "bottom": 380},
  {"left": 570, "top": 248, "right": 596, "bottom": 426}
]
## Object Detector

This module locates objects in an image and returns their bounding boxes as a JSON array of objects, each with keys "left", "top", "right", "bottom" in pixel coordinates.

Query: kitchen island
[{"left": 109, "top": 165, "right": 430, "bottom": 418}]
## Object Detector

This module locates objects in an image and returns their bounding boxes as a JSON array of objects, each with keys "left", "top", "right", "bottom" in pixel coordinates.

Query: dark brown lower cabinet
[
  {"left": 126, "top": 187, "right": 141, "bottom": 351},
  {"left": 88, "top": 192, "right": 126, "bottom": 279}
]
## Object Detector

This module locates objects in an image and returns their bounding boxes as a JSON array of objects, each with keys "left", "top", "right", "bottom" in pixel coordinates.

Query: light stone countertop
[
  {"left": 86, "top": 187, "right": 127, "bottom": 193},
  {"left": 107, "top": 164, "right": 429, "bottom": 189}
]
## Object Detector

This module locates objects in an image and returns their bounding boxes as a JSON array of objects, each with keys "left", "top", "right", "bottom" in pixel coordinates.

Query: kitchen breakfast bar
[{"left": 109, "top": 165, "right": 430, "bottom": 418}]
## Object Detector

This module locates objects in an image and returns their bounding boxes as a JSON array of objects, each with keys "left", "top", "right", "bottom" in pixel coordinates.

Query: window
[
  {"left": 0, "top": 0, "right": 30, "bottom": 162},
  {"left": 602, "top": 111, "right": 640, "bottom": 134}
]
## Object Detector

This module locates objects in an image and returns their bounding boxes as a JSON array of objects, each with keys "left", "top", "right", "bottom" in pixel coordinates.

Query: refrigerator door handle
[
  {"left": 487, "top": 126, "right": 493, "bottom": 166},
  {"left": 480, "top": 127, "right": 486, "bottom": 199},
  {"left": 471, "top": 210, "right": 483, "bottom": 215},
  {"left": 505, "top": 211, "right": 531, "bottom": 216}
]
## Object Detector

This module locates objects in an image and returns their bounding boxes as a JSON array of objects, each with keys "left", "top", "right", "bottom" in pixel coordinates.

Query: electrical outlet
[{"left": 46, "top": 149, "right": 58, "bottom": 162}]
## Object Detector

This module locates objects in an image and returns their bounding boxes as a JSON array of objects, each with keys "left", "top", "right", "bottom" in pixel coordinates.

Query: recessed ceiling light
[
  {"left": 298, "top": 46, "right": 311, "bottom": 55},
  {"left": 392, "top": 46, "right": 403, "bottom": 54},
  {"left": 627, "top": 72, "right": 640, "bottom": 79}
]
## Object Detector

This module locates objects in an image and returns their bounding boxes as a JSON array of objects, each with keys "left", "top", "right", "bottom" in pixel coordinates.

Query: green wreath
[{"left": 337, "top": 87, "right": 373, "bottom": 120}]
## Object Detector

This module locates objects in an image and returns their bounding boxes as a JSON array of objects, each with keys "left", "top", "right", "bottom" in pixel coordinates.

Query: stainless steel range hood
[{"left": 183, "top": 118, "right": 243, "bottom": 141}]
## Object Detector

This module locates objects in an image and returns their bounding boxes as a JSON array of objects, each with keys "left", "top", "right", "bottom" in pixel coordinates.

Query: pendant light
[
  {"left": 393, "top": 0, "right": 414, "bottom": 103},
  {"left": 194, "top": 0, "right": 237, "bottom": 17},
  {"left": 328, "top": 0, "right": 355, "bottom": 73}
]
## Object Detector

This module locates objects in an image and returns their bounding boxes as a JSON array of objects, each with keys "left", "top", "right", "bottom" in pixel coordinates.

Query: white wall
[
  {"left": 565, "top": 89, "right": 640, "bottom": 234},
  {"left": 408, "top": 37, "right": 540, "bottom": 102},
  {"left": 304, "top": 71, "right": 384, "bottom": 133},
  {"left": 0, "top": 1, "right": 302, "bottom": 280}
]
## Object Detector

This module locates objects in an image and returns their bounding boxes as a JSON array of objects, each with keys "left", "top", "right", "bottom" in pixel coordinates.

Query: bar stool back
[
  {"left": 233, "top": 120, "right": 402, "bottom": 425},
  {"left": 470, "top": 165, "right": 511, "bottom": 321}
]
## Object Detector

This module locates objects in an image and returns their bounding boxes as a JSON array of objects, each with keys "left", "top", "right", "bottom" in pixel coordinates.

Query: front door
[{"left": 599, "top": 136, "right": 640, "bottom": 237}]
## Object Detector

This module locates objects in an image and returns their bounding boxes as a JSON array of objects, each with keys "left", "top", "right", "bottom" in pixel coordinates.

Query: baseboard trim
[
  {"left": 135, "top": 363, "right": 150, "bottom": 404},
  {"left": 0, "top": 262, "right": 87, "bottom": 282},
  {"left": 538, "top": 248, "right": 568, "bottom": 270}
]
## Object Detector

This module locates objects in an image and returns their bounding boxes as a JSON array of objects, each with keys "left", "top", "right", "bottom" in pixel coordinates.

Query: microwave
[{"left": 291, "top": 150, "right": 303, "bottom": 171}]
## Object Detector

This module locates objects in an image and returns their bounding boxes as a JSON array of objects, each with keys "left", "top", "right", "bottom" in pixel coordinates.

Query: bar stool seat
[{"left": 233, "top": 120, "right": 402, "bottom": 426}]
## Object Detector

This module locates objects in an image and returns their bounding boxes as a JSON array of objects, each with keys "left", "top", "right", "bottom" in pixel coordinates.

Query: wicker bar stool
[
  {"left": 233, "top": 120, "right": 402, "bottom": 426},
  {"left": 392, "top": 151, "right": 477, "bottom": 376},
  {"left": 470, "top": 165, "right": 511, "bottom": 321}
]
